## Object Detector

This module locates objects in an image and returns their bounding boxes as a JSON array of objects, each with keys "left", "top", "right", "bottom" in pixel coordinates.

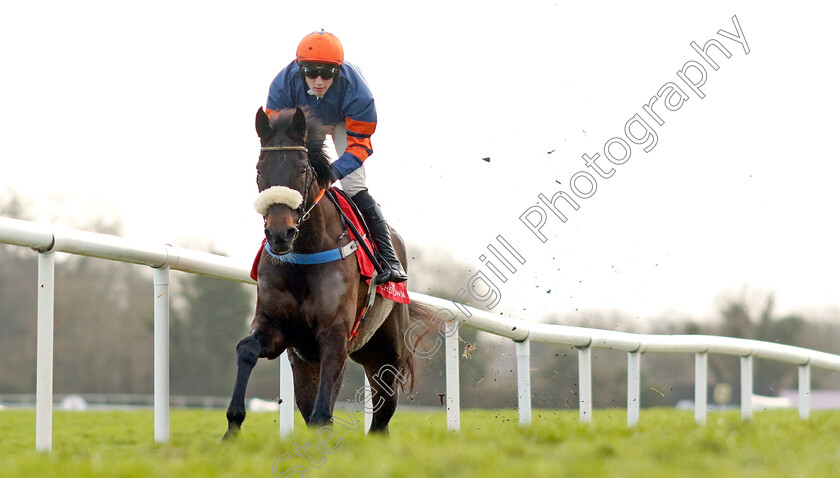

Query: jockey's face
[
  {"left": 299, "top": 62, "right": 338, "bottom": 98},
  {"left": 305, "top": 75, "right": 333, "bottom": 98}
]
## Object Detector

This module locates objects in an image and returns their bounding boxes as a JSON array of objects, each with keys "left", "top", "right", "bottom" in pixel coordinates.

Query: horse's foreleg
[
  {"left": 223, "top": 327, "right": 284, "bottom": 440},
  {"left": 308, "top": 334, "right": 348, "bottom": 426},
  {"left": 223, "top": 333, "right": 261, "bottom": 439}
]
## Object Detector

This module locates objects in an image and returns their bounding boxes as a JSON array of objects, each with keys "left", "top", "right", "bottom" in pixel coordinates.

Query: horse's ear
[
  {"left": 288, "top": 107, "right": 307, "bottom": 144},
  {"left": 255, "top": 107, "right": 273, "bottom": 144}
]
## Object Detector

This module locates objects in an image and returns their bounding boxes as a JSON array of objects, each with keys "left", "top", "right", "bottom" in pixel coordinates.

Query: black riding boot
[{"left": 351, "top": 190, "right": 408, "bottom": 284}]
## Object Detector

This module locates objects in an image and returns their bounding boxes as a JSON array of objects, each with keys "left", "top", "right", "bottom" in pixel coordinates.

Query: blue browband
[{"left": 263, "top": 240, "right": 359, "bottom": 265}]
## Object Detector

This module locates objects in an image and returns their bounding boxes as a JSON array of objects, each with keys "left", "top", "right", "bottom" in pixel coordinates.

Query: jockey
[{"left": 265, "top": 30, "right": 408, "bottom": 284}]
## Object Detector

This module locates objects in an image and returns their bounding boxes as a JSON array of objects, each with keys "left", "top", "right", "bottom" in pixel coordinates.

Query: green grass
[{"left": 1, "top": 408, "right": 839, "bottom": 477}]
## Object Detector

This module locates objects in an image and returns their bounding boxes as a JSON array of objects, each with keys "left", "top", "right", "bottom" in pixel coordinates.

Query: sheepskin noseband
[{"left": 254, "top": 186, "right": 303, "bottom": 216}]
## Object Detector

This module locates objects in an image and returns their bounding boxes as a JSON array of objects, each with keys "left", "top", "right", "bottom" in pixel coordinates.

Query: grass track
[{"left": 1, "top": 408, "right": 839, "bottom": 477}]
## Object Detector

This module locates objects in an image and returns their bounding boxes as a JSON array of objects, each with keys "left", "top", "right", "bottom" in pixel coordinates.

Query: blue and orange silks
[{"left": 265, "top": 60, "right": 376, "bottom": 179}]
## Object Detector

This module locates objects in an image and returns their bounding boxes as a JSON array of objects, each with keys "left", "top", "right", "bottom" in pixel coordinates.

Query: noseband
[
  {"left": 259, "top": 146, "right": 308, "bottom": 153},
  {"left": 257, "top": 145, "right": 325, "bottom": 231}
]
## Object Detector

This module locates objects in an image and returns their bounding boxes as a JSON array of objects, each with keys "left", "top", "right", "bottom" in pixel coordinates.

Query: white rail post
[
  {"left": 153, "top": 267, "right": 170, "bottom": 443},
  {"left": 36, "top": 251, "right": 55, "bottom": 452},
  {"left": 798, "top": 364, "right": 811, "bottom": 420},
  {"left": 515, "top": 340, "right": 532, "bottom": 426},
  {"left": 364, "top": 374, "right": 372, "bottom": 434},
  {"left": 695, "top": 352, "right": 708, "bottom": 425},
  {"left": 578, "top": 347, "right": 592, "bottom": 423},
  {"left": 740, "top": 356, "right": 753, "bottom": 420},
  {"left": 279, "top": 351, "right": 295, "bottom": 436},
  {"left": 445, "top": 321, "right": 460, "bottom": 431},
  {"left": 627, "top": 351, "right": 641, "bottom": 426}
]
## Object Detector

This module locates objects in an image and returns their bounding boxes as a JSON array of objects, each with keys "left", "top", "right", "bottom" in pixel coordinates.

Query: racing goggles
[{"left": 299, "top": 63, "right": 340, "bottom": 80}]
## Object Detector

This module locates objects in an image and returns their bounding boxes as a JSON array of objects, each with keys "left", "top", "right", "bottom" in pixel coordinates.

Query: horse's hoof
[
  {"left": 221, "top": 427, "right": 239, "bottom": 441},
  {"left": 308, "top": 411, "right": 332, "bottom": 427}
]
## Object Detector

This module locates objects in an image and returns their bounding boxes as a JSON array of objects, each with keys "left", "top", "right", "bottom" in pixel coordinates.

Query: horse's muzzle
[{"left": 265, "top": 226, "right": 298, "bottom": 255}]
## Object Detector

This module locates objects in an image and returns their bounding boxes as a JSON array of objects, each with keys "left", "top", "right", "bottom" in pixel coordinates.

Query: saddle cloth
[{"left": 250, "top": 188, "right": 410, "bottom": 304}]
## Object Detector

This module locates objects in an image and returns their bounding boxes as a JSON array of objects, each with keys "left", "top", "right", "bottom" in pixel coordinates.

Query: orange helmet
[{"left": 296, "top": 31, "right": 344, "bottom": 65}]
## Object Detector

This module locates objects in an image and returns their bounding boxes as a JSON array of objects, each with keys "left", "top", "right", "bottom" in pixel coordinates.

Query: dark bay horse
[{"left": 224, "top": 107, "right": 428, "bottom": 438}]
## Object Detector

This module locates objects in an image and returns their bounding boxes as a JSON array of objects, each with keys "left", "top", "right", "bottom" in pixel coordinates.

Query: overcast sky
[{"left": 2, "top": 1, "right": 839, "bottom": 324}]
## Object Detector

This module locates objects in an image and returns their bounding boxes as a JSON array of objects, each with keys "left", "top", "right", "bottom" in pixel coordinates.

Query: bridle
[{"left": 259, "top": 145, "right": 326, "bottom": 231}]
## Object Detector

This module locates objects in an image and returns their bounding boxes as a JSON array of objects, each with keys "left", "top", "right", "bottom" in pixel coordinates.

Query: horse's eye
[{"left": 299, "top": 167, "right": 308, "bottom": 175}]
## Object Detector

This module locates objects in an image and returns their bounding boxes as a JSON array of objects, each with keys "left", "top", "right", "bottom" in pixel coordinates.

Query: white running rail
[{"left": 2, "top": 216, "right": 839, "bottom": 450}]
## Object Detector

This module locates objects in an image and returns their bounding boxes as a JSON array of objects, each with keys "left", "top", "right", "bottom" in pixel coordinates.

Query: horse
[{"left": 224, "top": 106, "right": 430, "bottom": 438}]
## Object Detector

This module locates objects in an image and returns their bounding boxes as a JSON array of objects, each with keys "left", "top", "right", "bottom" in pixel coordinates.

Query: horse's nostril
[{"left": 265, "top": 227, "right": 297, "bottom": 249}]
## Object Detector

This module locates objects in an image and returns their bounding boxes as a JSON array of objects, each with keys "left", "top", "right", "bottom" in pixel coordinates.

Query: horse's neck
[{"left": 295, "top": 198, "right": 343, "bottom": 252}]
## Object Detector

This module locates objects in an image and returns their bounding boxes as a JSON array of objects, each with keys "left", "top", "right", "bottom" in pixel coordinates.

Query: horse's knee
[{"left": 236, "top": 335, "right": 260, "bottom": 368}]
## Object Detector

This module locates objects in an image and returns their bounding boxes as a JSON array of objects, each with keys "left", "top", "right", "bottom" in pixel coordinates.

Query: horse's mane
[{"left": 268, "top": 107, "right": 333, "bottom": 188}]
